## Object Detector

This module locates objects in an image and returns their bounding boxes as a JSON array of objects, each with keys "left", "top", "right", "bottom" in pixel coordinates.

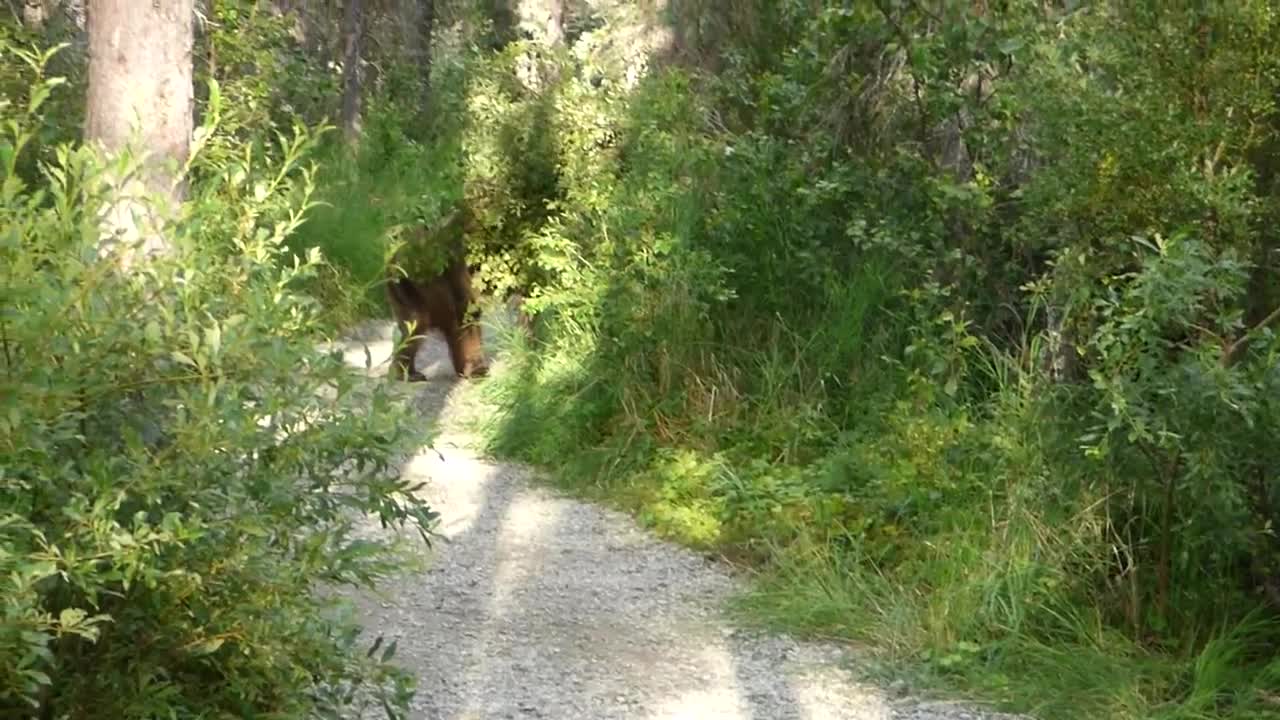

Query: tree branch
[{"left": 1221, "top": 303, "right": 1280, "bottom": 368}]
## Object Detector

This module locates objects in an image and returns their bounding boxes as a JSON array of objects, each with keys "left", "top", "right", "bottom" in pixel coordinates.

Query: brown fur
[{"left": 386, "top": 216, "right": 488, "bottom": 381}]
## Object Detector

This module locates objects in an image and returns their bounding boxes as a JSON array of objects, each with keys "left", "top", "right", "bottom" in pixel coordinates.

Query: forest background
[{"left": 3, "top": 1, "right": 1280, "bottom": 718}]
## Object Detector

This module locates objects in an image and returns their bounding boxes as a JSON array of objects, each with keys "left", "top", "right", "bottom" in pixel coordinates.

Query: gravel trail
[{"left": 330, "top": 320, "right": 1025, "bottom": 720}]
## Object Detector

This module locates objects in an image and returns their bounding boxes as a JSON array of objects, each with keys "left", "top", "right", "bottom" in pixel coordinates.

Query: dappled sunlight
[
  {"left": 320, "top": 324, "right": 395, "bottom": 378},
  {"left": 487, "top": 496, "right": 564, "bottom": 615},
  {"left": 22, "top": 0, "right": 1242, "bottom": 715},
  {"left": 452, "top": 494, "right": 566, "bottom": 720},
  {"left": 571, "top": 0, "right": 675, "bottom": 91},
  {"left": 638, "top": 641, "right": 749, "bottom": 720},
  {"left": 317, "top": 319, "right": 466, "bottom": 380},
  {"left": 641, "top": 634, "right": 897, "bottom": 720},
  {"left": 789, "top": 674, "right": 895, "bottom": 720},
  {"left": 399, "top": 448, "right": 500, "bottom": 539},
  {"left": 357, "top": 417, "right": 901, "bottom": 719},
  {"left": 32, "top": 0, "right": 1263, "bottom": 711}
]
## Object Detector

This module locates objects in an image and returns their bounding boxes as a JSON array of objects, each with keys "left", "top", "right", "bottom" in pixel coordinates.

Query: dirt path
[{"left": 329, "top": 320, "right": 1023, "bottom": 720}]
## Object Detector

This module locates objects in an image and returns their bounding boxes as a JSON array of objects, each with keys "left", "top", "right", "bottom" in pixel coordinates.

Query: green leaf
[
  {"left": 27, "top": 78, "right": 66, "bottom": 115},
  {"left": 997, "top": 37, "right": 1025, "bottom": 55},
  {"left": 381, "top": 638, "right": 398, "bottom": 663},
  {"left": 189, "top": 637, "right": 225, "bottom": 656},
  {"left": 58, "top": 607, "right": 88, "bottom": 631},
  {"left": 204, "top": 323, "right": 222, "bottom": 356}
]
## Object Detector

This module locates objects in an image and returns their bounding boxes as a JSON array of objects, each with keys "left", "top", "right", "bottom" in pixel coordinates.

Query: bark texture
[
  {"left": 340, "top": 0, "right": 366, "bottom": 144},
  {"left": 399, "top": 0, "right": 436, "bottom": 110},
  {"left": 23, "top": 0, "right": 48, "bottom": 29},
  {"left": 85, "top": 0, "right": 195, "bottom": 265}
]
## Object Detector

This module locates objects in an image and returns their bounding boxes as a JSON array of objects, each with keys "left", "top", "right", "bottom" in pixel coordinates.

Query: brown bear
[{"left": 385, "top": 206, "right": 489, "bottom": 381}]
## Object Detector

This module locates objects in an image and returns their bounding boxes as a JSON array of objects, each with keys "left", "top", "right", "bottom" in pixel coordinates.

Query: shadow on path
[{"left": 334, "top": 315, "right": 1020, "bottom": 720}]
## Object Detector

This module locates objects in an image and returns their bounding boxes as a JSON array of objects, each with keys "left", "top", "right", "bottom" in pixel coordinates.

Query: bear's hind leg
[{"left": 390, "top": 320, "right": 429, "bottom": 382}]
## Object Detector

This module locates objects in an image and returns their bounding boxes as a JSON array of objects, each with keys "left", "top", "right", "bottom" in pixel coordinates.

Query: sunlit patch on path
[{"left": 336, "top": 320, "right": 1025, "bottom": 720}]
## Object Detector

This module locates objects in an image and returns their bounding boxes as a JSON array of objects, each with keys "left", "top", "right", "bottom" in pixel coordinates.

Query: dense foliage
[
  {"left": 0, "top": 36, "right": 433, "bottom": 719},
  {"left": 418, "top": 2, "right": 1280, "bottom": 718},
  {"left": 8, "top": 0, "right": 1280, "bottom": 718}
]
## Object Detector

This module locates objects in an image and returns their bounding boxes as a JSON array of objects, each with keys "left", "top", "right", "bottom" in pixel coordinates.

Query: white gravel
[{"left": 330, "top": 319, "right": 1028, "bottom": 720}]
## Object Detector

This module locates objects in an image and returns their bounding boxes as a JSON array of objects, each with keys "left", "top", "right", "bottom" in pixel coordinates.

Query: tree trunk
[
  {"left": 509, "top": 0, "right": 563, "bottom": 46},
  {"left": 85, "top": 0, "right": 194, "bottom": 267},
  {"left": 399, "top": 0, "right": 435, "bottom": 110},
  {"left": 1040, "top": 302, "right": 1080, "bottom": 382},
  {"left": 294, "top": 0, "right": 324, "bottom": 58},
  {"left": 22, "top": 0, "right": 48, "bottom": 30},
  {"left": 340, "top": 0, "right": 365, "bottom": 145},
  {"left": 490, "top": 0, "right": 516, "bottom": 47},
  {"left": 417, "top": 0, "right": 435, "bottom": 107},
  {"left": 538, "top": 0, "right": 563, "bottom": 46},
  {"left": 270, "top": 0, "right": 305, "bottom": 45},
  {"left": 206, "top": 0, "right": 217, "bottom": 79}
]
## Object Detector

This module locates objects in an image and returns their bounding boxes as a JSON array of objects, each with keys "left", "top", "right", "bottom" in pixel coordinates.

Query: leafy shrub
[
  {"left": 469, "top": 3, "right": 1280, "bottom": 718},
  {"left": 0, "top": 48, "right": 433, "bottom": 718}
]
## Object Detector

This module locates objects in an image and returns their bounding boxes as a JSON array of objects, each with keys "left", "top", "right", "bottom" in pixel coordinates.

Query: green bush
[
  {"left": 1, "top": 48, "right": 433, "bottom": 718},
  {"left": 467, "top": 3, "right": 1280, "bottom": 718}
]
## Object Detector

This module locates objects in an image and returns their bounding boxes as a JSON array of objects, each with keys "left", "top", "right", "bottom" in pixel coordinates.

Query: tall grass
[
  {"left": 302, "top": 10, "right": 1280, "bottom": 718},
  {"left": 473, "top": 277, "right": 1280, "bottom": 719}
]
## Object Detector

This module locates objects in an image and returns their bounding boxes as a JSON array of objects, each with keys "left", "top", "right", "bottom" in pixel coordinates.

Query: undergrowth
[
  {"left": 68, "top": 1, "right": 1276, "bottom": 718},
  {"left": 1, "top": 45, "right": 433, "bottom": 718},
  {"left": 479, "top": 308, "right": 1280, "bottom": 720},
  {"left": 455, "top": 4, "right": 1280, "bottom": 719}
]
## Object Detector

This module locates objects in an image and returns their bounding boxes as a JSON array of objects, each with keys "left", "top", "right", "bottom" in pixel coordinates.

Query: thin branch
[
  {"left": 1221, "top": 303, "right": 1280, "bottom": 368},
  {"left": 872, "top": 0, "right": 932, "bottom": 151},
  {"left": 0, "top": 318, "right": 13, "bottom": 378}
]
